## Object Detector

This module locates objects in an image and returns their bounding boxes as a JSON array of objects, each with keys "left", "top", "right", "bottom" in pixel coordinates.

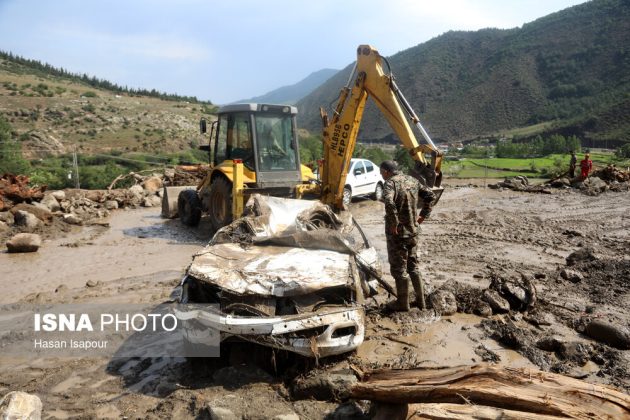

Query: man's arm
[
  {"left": 417, "top": 183, "right": 436, "bottom": 223},
  {"left": 382, "top": 179, "right": 399, "bottom": 235}
]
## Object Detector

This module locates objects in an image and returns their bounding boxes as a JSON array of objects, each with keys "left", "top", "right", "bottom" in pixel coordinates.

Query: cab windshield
[{"left": 255, "top": 115, "right": 297, "bottom": 171}]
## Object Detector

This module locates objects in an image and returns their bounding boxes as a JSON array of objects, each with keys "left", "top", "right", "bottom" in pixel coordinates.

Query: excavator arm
[{"left": 320, "top": 45, "right": 443, "bottom": 209}]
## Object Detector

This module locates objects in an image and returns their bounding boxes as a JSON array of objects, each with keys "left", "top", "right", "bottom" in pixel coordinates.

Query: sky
[{"left": 0, "top": 0, "right": 588, "bottom": 105}]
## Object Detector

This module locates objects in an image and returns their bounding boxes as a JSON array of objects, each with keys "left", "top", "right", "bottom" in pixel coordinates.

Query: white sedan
[{"left": 343, "top": 158, "right": 385, "bottom": 205}]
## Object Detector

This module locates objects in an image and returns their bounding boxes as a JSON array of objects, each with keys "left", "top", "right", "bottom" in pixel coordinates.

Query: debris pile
[
  {"left": 162, "top": 165, "right": 207, "bottom": 187},
  {"left": 491, "top": 167, "right": 630, "bottom": 195},
  {"left": 488, "top": 176, "right": 551, "bottom": 193},
  {"left": 0, "top": 174, "right": 47, "bottom": 211},
  {"left": 0, "top": 172, "right": 166, "bottom": 252},
  {"left": 429, "top": 271, "right": 536, "bottom": 317}
]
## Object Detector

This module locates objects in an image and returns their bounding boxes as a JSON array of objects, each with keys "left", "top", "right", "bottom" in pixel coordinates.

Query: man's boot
[
  {"left": 411, "top": 273, "right": 427, "bottom": 309},
  {"left": 386, "top": 277, "right": 409, "bottom": 312}
]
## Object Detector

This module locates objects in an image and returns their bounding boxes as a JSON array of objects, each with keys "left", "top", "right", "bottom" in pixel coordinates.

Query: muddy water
[{"left": 0, "top": 208, "right": 212, "bottom": 303}]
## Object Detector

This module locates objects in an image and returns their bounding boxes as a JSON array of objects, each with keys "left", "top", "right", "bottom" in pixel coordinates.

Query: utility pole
[{"left": 72, "top": 149, "right": 80, "bottom": 189}]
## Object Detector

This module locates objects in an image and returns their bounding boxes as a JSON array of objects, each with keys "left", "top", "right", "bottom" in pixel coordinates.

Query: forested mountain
[
  {"left": 297, "top": 0, "right": 630, "bottom": 147},
  {"left": 236, "top": 68, "right": 338, "bottom": 105}
]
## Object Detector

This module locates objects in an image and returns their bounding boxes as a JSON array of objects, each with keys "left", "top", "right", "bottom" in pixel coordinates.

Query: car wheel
[
  {"left": 342, "top": 186, "right": 352, "bottom": 207},
  {"left": 373, "top": 182, "right": 383, "bottom": 201},
  {"left": 208, "top": 177, "right": 233, "bottom": 231},
  {"left": 178, "top": 190, "right": 202, "bottom": 226}
]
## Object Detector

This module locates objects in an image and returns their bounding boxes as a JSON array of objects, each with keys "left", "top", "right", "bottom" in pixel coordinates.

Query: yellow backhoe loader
[
  {"left": 319, "top": 44, "right": 443, "bottom": 210},
  {"left": 168, "top": 45, "right": 442, "bottom": 231},
  {"left": 173, "top": 103, "right": 317, "bottom": 230}
]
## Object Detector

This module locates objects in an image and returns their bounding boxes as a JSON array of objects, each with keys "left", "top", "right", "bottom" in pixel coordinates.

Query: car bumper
[{"left": 173, "top": 304, "right": 364, "bottom": 358}]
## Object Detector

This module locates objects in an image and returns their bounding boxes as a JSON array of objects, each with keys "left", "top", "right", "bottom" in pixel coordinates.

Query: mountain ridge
[{"left": 297, "top": 0, "right": 630, "bottom": 146}]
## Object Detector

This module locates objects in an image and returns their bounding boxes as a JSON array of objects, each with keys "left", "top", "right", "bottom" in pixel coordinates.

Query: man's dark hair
[{"left": 380, "top": 160, "right": 399, "bottom": 174}]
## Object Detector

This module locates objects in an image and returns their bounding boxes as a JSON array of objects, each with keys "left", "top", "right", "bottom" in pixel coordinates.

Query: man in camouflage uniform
[{"left": 380, "top": 160, "right": 436, "bottom": 312}]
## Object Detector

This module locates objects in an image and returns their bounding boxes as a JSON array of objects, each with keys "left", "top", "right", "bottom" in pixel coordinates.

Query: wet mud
[{"left": 0, "top": 180, "right": 629, "bottom": 417}]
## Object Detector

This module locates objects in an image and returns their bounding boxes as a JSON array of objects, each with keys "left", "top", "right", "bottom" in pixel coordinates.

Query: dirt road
[{"left": 0, "top": 182, "right": 628, "bottom": 418}]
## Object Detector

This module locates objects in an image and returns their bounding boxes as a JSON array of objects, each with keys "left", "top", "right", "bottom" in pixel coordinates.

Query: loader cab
[{"left": 213, "top": 103, "right": 302, "bottom": 188}]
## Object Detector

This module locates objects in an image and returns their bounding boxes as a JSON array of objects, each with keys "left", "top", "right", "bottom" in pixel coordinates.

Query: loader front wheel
[
  {"left": 178, "top": 190, "right": 202, "bottom": 226},
  {"left": 208, "top": 177, "right": 232, "bottom": 231}
]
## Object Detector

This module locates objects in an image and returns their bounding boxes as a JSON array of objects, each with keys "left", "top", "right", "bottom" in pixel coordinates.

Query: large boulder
[
  {"left": 0, "top": 391, "right": 42, "bottom": 420},
  {"left": 40, "top": 194, "right": 61, "bottom": 212},
  {"left": 429, "top": 290, "right": 458, "bottom": 315},
  {"left": 483, "top": 289, "right": 510, "bottom": 313},
  {"left": 10, "top": 204, "right": 52, "bottom": 223},
  {"left": 584, "top": 319, "right": 630, "bottom": 350},
  {"left": 6, "top": 233, "right": 42, "bottom": 253},
  {"left": 142, "top": 176, "right": 163, "bottom": 194},
  {"left": 13, "top": 210, "right": 40, "bottom": 229},
  {"left": 50, "top": 190, "right": 66, "bottom": 201}
]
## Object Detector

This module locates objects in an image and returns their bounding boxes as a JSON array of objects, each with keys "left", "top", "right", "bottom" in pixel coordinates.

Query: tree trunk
[{"left": 351, "top": 364, "right": 630, "bottom": 419}]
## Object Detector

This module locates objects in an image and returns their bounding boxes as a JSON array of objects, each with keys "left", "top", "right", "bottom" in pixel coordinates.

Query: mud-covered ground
[{"left": 0, "top": 180, "right": 628, "bottom": 418}]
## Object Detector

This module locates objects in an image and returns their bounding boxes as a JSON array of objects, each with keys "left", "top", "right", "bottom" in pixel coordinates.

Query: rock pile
[{"left": 0, "top": 172, "right": 167, "bottom": 252}]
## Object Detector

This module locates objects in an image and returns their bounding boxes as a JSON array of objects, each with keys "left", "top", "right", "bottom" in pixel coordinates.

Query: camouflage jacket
[{"left": 383, "top": 173, "right": 435, "bottom": 238}]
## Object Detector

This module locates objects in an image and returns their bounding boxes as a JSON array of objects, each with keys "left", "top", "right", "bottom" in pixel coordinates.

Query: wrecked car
[{"left": 172, "top": 195, "right": 381, "bottom": 358}]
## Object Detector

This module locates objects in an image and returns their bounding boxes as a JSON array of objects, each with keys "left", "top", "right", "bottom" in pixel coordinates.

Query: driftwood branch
[{"left": 351, "top": 364, "right": 630, "bottom": 419}]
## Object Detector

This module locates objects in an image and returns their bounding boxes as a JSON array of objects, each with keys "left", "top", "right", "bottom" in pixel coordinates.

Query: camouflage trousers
[{"left": 386, "top": 234, "right": 423, "bottom": 290}]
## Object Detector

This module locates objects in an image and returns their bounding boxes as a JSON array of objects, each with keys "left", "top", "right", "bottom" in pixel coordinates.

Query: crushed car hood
[{"left": 187, "top": 242, "right": 352, "bottom": 297}]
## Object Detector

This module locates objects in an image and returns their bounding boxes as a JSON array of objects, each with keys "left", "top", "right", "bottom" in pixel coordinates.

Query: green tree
[
  {"left": 394, "top": 146, "right": 415, "bottom": 173},
  {"left": 616, "top": 143, "right": 630, "bottom": 158},
  {"left": 0, "top": 116, "right": 30, "bottom": 174}
]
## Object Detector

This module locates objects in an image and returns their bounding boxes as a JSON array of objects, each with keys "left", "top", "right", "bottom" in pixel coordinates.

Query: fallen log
[
  {"left": 351, "top": 364, "right": 630, "bottom": 419},
  {"left": 372, "top": 402, "right": 568, "bottom": 420}
]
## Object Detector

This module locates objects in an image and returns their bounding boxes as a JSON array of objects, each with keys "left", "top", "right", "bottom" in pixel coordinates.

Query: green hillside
[
  {"left": 0, "top": 53, "right": 216, "bottom": 159},
  {"left": 298, "top": 0, "right": 630, "bottom": 147}
]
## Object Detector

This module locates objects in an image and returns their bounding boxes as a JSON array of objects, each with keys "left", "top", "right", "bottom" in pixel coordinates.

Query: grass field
[{"left": 442, "top": 152, "right": 630, "bottom": 179}]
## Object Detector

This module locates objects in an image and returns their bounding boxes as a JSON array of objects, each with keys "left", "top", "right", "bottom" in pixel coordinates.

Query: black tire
[
  {"left": 342, "top": 186, "right": 352, "bottom": 207},
  {"left": 373, "top": 182, "right": 384, "bottom": 201},
  {"left": 208, "top": 177, "right": 233, "bottom": 231},
  {"left": 178, "top": 190, "right": 201, "bottom": 226}
]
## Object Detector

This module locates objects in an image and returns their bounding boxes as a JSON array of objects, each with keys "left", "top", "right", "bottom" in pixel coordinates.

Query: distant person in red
[{"left": 580, "top": 153, "right": 592, "bottom": 180}]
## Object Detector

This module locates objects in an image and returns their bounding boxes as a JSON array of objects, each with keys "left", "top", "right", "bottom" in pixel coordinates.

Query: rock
[
  {"left": 566, "top": 247, "right": 597, "bottom": 266},
  {"left": 207, "top": 405, "right": 238, "bottom": 420},
  {"left": 429, "top": 290, "right": 458, "bottom": 315},
  {"left": 475, "top": 301, "right": 493, "bottom": 317},
  {"left": 0, "top": 220, "right": 8, "bottom": 231},
  {"left": 104, "top": 200, "right": 119, "bottom": 210},
  {"left": 482, "top": 289, "right": 511, "bottom": 313},
  {"left": 6, "top": 233, "right": 42, "bottom": 253},
  {"left": 50, "top": 190, "right": 66, "bottom": 201},
  {"left": 40, "top": 194, "right": 60, "bottom": 212},
  {"left": 550, "top": 177, "right": 571, "bottom": 188},
  {"left": 0, "top": 391, "right": 42, "bottom": 420},
  {"left": 13, "top": 210, "right": 40, "bottom": 229},
  {"left": 129, "top": 184, "right": 145, "bottom": 199},
  {"left": 63, "top": 214, "right": 82, "bottom": 225},
  {"left": 584, "top": 319, "right": 630, "bottom": 350},
  {"left": 142, "top": 176, "right": 163, "bottom": 194},
  {"left": 585, "top": 177, "right": 608, "bottom": 192},
  {"left": 536, "top": 336, "right": 564, "bottom": 352},
  {"left": 558, "top": 341, "right": 592, "bottom": 366},
  {"left": 142, "top": 195, "right": 162, "bottom": 207},
  {"left": 560, "top": 268, "right": 583, "bottom": 283},
  {"left": 0, "top": 211, "right": 14, "bottom": 225},
  {"left": 11, "top": 204, "right": 52, "bottom": 223},
  {"left": 86, "top": 280, "right": 99, "bottom": 287}
]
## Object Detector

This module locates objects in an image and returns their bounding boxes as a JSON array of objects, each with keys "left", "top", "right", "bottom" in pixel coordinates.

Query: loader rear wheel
[
  {"left": 178, "top": 190, "right": 202, "bottom": 226},
  {"left": 208, "top": 177, "right": 232, "bottom": 231}
]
